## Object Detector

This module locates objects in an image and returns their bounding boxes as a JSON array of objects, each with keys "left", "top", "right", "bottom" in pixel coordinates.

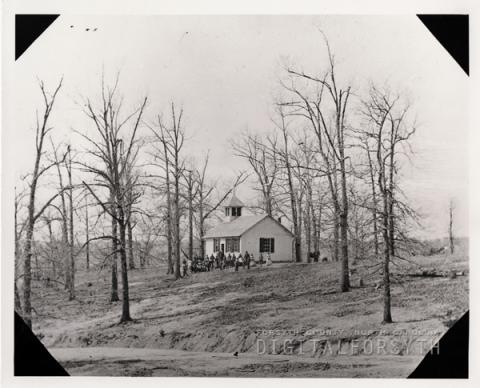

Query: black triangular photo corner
[
  {"left": 14, "top": 312, "right": 69, "bottom": 376},
  {"left": 408, "top": 310, "right": 469, "bottom": 378},
  {"left": 417, "top": 14, "right": 469, "bottom": 76},
  {"left": 15, "top": 14, "right": 60, "bottom": 60}
]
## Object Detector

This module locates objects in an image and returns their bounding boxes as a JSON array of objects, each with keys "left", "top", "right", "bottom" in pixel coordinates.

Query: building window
[
  {"left": 260, "top": 238, "right": 275, "bottom": 253},
  {"left": 213, "top": 238, "right": 220, "bottom": 252},
  {"left": 226, "top": 237, "right": 240, "bottom": 252},
  {"left": 225, "top": 207, "right": 231, "bottom": 216},
  {"left": 231, "top": 207, "right": 242, "bottom": 217}
]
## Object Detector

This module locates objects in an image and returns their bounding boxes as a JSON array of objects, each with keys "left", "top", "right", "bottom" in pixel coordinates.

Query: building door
[{"left": 221, "top": 243, "right": 225, "bottom": 253}]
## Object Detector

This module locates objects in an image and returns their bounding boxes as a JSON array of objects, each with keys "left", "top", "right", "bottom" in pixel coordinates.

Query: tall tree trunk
[
  {"left": 331, "top": 162, "right": 340, "bottom": 263},
  {"left": 337, "top": 118, "right": 350, "bottom": 292},
  {"left": 199, "top": 192, "right": 205, "bottom": 259},
  {"left": 388, "top": 145, "right": 395, "bottom": 257},
  {"left": 312, "top": 206, "right": 319, "bottom": 255},
  {"left": 305, "top": 198, "right": 312, "bottom": 263},
  {"left": 290, "top": 196, "right": 301, "bottom": 262},
  {"left": 34, "top": 253, "right": 40, "bottom": 281},
  {"left": 188, "top": 171, "right": 194, "bottom": 261},
  {"left": 297, "top": 193, "right": 303, "bottom": 262},
  {"left": 127, "top": 219, "right": 135, "bottom": 270},
  {"left": 67, "top": 147, "right": 75, "bottom": 300},
  {"left": 62, "top": 220, "right": 69, "bottom": 289},
  {"left": 110, "top": 200, "right": 119, "bottom": 302},
  {"left": 366, "top": 147, "right": 379, "bottom": 256},
  {"left": 23, "top": 225, "right": 34, "bottom": 328},
  {"left": 264, "top": 185, "right": 273, "bottom": 217},
  {"left": 117, "top": 204, "right": 131, "bottom": 322},
  {"left": 163, "top": 143, "right": 174, "bottom": 275},
  {"left": 381, "top": 190, "right": 392, "bottom": 323},
  {"left": 174, "top": 164, "right": 181, "bottom": 279},
  {"left": 281, "top": 120, "right": 301, "bottom": 263},
  {"left": 372, "top": 208, "right": 379, "bottom": 256},
  {"left": 312, "top": 130, "right": 337, "bottom": 263},
  {"left": 23, "top": 171, "right": 40, "bottom": 328},
  {"left": 54, "top": 158, "right": 69, "bottom": 289},
  {"left": 68, "top": 193, "right": 75, "bottom": 299},
  {"left": 378, "top": 136, "right": 392, "bottom": 323},
  {"left": 47, "top": 220, "right": 57, "bottom": 283},
  {"left": 85, "top": 196, "right": 90, "bottom": 270}
]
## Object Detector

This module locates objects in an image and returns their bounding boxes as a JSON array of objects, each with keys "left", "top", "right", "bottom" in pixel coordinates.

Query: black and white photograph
[{"left": 1, "top": 1, "right": 477, "bottom": 383}]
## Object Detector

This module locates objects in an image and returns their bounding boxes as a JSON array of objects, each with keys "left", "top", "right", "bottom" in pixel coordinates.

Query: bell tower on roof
[{"left": 224, "top": 190, "right": 244, "bottom": 222}]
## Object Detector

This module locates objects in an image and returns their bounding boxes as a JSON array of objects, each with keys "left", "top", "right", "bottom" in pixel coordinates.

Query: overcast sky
[{"left": 5, "top": 14, "right": 469, "bottom": 238}]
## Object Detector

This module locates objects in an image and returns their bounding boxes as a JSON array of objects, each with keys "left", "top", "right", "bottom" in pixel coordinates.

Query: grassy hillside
[{"left": 33, "top": 250, "right": 468, "bottom": 377}]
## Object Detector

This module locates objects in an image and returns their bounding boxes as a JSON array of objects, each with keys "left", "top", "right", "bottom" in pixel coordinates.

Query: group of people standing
[{"left": 183, "top": 250, "right": 259, "bottom": 276}]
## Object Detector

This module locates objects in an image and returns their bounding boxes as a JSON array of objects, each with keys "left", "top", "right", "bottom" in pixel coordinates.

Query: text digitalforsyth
[{"left": 256, "top": 338, "right": 440, "bottom": 356}]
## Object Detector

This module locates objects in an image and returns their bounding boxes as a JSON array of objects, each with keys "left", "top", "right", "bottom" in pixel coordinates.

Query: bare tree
[
  {"left": 294, "top": 131, "right": 318, "bottom": 262},
  {"left": 149, "top": 134, "right": 174, "bottom": 274},
  {"left": 150, "top": 103, "right": 185, "bottom": 279},
  {"left": 280, "top": 35, "right": 351, "bottom": 289},
  {"left": 21, "top": 78, "right": 63, "bottom": 328},
  {"left": 364, "top": 139, "right": 380, "bottom": 256},
  {"left": 274, "top": 107, "right": 302, "bottom": 263},
  {"left": 51, "top": 140, "right": 70, "bottom": 289},
  {"left": 351, "top": 132, "right": 380, "bottom": 258},
  {"left": 66, "top": 145, "right": 75, "bottom": 300},
  {"left": 376, "top": 108, "right": 393, "bottom": 324},
  {"left": 78, "top": 73, "right": 147, "bottom": 322},
  {"left": 360, "top": 84, "right": 416, "bottom": 323}
]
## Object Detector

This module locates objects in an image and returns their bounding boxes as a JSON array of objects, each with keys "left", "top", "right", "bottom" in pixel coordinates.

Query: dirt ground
[{"left": 32, "top": 251, "right": 468, "bottom": 377}]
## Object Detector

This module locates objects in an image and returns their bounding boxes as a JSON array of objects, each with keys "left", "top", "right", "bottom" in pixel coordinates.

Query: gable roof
[
  {"left": 226, "top": 192, "right": 245, "bottom": 207},
  {"left": 203, "top": 215, "right": 266, "bottom": 239},
  {"left": 203, "top": 214, "right": 294, "bottom": 239}
]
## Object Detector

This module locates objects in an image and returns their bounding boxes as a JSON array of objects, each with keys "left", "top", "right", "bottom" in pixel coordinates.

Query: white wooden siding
[
  {"left": 241, "top": 217, "right": 293, "bottom": 262},
  {"left": 204, "top": 217, "right": 293, "bottom": 262},
  {"left": 204, "top": 238, "right": 214, "bottom": 256}
]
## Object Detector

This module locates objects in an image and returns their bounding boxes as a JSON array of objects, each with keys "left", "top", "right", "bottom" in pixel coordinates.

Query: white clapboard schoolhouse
[{"left": 203, "top": 192, "right": 294, "bottom": 262}]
